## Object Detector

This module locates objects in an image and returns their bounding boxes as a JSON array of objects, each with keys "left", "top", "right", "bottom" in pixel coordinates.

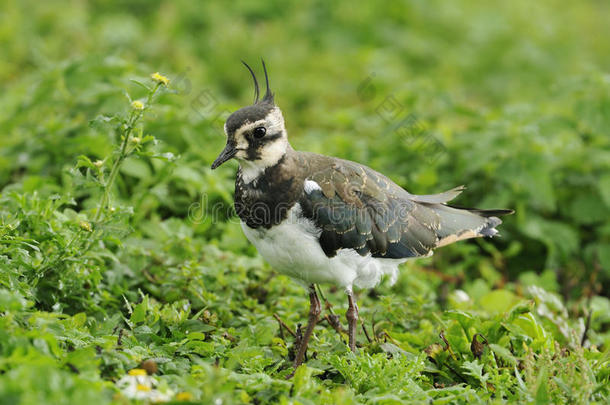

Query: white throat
[
  {"left": 238, "top": 137, "right": 288, "bottom": 184},
  {"left": 239, "top": 160, "right": 266, "bottom": 184}
]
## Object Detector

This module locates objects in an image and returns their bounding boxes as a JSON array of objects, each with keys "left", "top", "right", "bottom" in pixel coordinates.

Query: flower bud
[{"left": 150, "top": 72, "right": 170, "bottom": 86}]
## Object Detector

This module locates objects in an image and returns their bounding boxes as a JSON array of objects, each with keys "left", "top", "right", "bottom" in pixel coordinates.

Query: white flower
[
  {"left": 453, "top": 289, "right": 471, "bottom": 303},
  {"left": 116, "top": 369, "right": 174, "bottom": 402}
]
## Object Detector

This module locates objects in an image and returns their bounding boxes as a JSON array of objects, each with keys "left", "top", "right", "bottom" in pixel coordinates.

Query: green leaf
[
  {"left": 120, "top": 157, "right": 151, "bottom": 179},
  {"left": 522, "top": 218, "right": 579, "bottom": 266},
  {"left": 0, "top": 289, "right": 27, "bottom": 311},
  {"left": 488, "top": 343, "right": 517, "bottom": 366},
  {"left": 75, "top": 155, "right": 94, "bottom": 169},
  {"left": 534, "top": 367, "right": 550, "bottom": 404},
  {"left": 72, "top": 312, "right": 87, "bottom": 328},
  {"left": 186, "top": 331, "right": 206, "bottom": 341},
  {"left": 462, "top": 360, "right": 488, "bottom": 386},
  {"left": 129, "top": 79, "right": 153, "bottom": 92},
  {"left": 599, "top": 174, "right": 610, "bottom": 207},
  {"left": 131, "top": 297, "right": 148, "bottom": 324},
  {"left": 180, "top": 320, "right": 216, "bottom": 334},
  {"left": 567, "top": 193, "right": 608, "bottom": 224},
  {"left": 479, "top": 290, "right": 518, "bottom": 313}
]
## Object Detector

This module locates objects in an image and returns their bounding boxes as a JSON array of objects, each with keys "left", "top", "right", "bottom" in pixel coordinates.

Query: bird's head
[{"left": 211, "top": 61, "right": 288, "bottom": 173}]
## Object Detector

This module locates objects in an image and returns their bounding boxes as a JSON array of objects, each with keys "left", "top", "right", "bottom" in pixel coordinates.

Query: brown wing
[
  {"left": 296, "top": 152, "right": 511, "bottom": 259},
  {"left": 298, "top": 155, "right": 440, "bottom": 258}
]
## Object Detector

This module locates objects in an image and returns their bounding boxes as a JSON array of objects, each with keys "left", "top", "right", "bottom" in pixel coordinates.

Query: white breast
[{"left": 240, "top": 203, "right": 407, "bottom": 291}]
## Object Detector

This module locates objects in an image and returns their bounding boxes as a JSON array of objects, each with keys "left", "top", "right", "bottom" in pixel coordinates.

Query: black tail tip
[{"left": 474, "top": 208, "right": 515, "bottom": 217}]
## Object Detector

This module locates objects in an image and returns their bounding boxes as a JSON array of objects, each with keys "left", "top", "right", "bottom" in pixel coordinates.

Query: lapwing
[{"left": 211, "top": 61, "right": 513, "bottom": 370}]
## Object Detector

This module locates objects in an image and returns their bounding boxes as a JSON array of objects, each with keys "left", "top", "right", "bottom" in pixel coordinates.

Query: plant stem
[
  {"left": 316, "top": 284, "right": 335, "bottom": 315},
  {"left": 93, "top": 83, "right": 161, "bottom": 222}
]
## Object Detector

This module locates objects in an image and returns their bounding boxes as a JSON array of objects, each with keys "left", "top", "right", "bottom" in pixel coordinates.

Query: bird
[{"left": 211, "top": 60, "right": 513, "bottom": 370}]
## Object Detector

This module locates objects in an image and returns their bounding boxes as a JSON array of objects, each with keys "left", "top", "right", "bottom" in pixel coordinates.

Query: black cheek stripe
[{"left": 245, "top": 132, "right": 283, "bottom": 160}]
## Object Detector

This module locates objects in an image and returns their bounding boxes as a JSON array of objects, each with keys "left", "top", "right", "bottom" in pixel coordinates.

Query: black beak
[{"left": 211, "top": 143, "right": 237, "bottom": 169}]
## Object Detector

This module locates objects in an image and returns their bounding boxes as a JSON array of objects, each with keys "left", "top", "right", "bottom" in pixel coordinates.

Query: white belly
[{"left": 240, "top": 204, "right": 406, "bottom": 291}]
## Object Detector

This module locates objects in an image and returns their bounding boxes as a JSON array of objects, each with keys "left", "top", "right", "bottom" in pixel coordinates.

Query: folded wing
[{"left": 299, "top": 159, "right": 512, "bottom": 259}]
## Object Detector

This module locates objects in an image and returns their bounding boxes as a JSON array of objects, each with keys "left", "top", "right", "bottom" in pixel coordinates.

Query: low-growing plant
[{"left": 1, "top": 1, "right": 609, "bottom": 403}]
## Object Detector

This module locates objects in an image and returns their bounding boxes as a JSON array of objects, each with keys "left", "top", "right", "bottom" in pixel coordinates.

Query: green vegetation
[{"left": 1, "top": 0, "right": 609, "bottom": 403}]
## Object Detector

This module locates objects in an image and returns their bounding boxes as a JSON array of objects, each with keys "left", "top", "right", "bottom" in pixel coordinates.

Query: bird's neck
[
  {"left": 234, "top": 146, "right": 305, "bottom": 229},
  {"left": 238, "top": 142, "right": 293, "bottom": 185}
]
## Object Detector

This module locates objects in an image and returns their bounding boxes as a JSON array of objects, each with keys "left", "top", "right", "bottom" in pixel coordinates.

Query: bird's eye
[{"left": 252, "top": 126, "right": 266, "bottom": 138}]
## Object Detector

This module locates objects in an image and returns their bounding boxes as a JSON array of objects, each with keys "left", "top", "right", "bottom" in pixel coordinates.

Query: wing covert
[{"left": 299, "top": 162, "right": 439, "bottom": 259}]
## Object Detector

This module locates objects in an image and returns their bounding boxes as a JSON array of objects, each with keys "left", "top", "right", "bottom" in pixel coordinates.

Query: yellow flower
[
  {"left": 128, "top": 368, "right": 148, "bottom": 376},
  {"left": 131, "top": 136, "right": 141, "bottom": 144},
  {"left": 94, "top": 160, "right": 103, "bottom": 168},
  {"left": 79, "top": 221, "right": 92, "bottom": 232},
  {"left": 175, "top": 392, "right": 193, "bottom": 401},
  {"left": 150, "top": 72, "right": 170, "bottom": 86},
  {"left": 131, "top": 100, "right": 145, "bottom": 110}
]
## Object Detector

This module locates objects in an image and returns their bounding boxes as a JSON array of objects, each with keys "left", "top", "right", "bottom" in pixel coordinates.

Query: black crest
[
  {"left": 241, "top": 59, "right": 274, "bottom": 104},
  {"left": 225, "top": 60, "right": 277, "bottom": 135}
]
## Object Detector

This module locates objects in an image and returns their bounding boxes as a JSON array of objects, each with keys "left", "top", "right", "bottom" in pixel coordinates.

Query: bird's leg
[
  {"left": 292, "top": 284, "right": 321, "bottom": 369},
  {"left": 346, "top": 291, "right": 359, "bottom": 352}
]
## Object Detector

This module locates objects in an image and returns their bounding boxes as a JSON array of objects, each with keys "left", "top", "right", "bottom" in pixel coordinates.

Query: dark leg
[
  {"left": 293, "top": 284, "right": 321, "bottom": 369},
  {"left": 346, "top": 291, "right": 359, "bottom": 352}
]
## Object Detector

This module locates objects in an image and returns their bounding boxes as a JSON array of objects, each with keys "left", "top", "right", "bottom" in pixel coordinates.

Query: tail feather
[
  {"left": 420, "top": 204, "right": 513, "bottom": 248},
  {"left": 409, "top": 185, "right": 465, "bottom": 204},
  {"left": 479, "top": 216, "right": 502, "bottom": 237},
  {"left": 448, "top": 206, "right": 515, "bottom": 217}
]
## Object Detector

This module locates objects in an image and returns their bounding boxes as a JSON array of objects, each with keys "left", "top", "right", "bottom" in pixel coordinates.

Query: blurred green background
[
  {"left": 1, "top": 0, "right": 609, "bottom": 403},
  {"left": 2, "top": 0, "right": 608, "bottom": 293}
]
